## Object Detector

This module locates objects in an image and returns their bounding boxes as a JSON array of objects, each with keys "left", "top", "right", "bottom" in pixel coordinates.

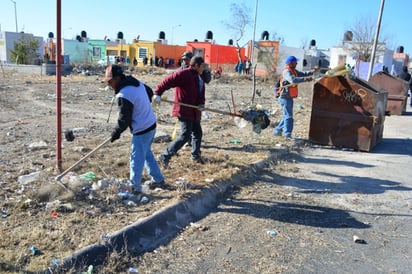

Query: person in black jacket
[{"left": 397, "top": 66, "right": 412, "bottom": 106}]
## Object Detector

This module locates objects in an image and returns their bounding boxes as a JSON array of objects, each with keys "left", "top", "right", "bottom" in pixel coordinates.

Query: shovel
[
  {"left": 161, "top": 98, "right": 249, "bottom": 128},
  {"left": 55, "top": 137, "right": 112, "bottom": 182}
]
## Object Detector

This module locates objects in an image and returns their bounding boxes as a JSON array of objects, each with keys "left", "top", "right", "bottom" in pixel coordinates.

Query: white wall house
[
  {"left": 0, "top": 31, "right": 43, "bottom": 64},
  {"left": 329, "top": 42, "right": 394, "bottom": 80}
]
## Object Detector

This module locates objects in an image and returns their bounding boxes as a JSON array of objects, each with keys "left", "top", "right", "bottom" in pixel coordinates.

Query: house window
[
  {"left": 138, "top": 48, "right": 148, "bottom": 59},
  {"left": 92, "top": 47, "right": 101, "bottom": 57}
]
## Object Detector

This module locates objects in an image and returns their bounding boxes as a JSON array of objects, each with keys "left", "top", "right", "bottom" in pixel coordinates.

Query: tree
[
  {"left": 344, "top": 16, "right": 391, "bottom": 62},
  {"left": 10, "top": 35, "right": 40, "bottom": 65},
  {"left": 223, "top": 2, "right": 252, "bottom": 64}
]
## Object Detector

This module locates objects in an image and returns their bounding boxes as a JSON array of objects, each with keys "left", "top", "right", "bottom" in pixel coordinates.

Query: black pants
[{"left": 161, "top": 118, "right": 202, "bottom": 160}]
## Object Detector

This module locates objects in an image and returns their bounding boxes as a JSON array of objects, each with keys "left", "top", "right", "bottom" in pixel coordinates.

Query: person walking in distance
[
  {"left": 103, "top": 64, "right": 165, "bottom": 202},
  {"left": 397, "top": 65, "right": 412, "bottom": 107},
  {"left": 153, "top": 56, "right": 207, "bottom": 168},
  {"left": 273, "top": 56, "right": 319, "bottom": 140}
]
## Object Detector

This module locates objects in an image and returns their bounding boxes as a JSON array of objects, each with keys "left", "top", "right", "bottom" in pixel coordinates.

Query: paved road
[{"left": 137, "top": 105, "right": 412, "bottom": 273}]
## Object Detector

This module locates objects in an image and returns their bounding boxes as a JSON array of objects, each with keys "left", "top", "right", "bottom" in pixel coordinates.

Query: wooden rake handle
[
  {"left": 160, "top": 98, "right": 244, "bottom": 118},
  {"left": 55, "top": 137, "right": 112, "bottom": 181}
]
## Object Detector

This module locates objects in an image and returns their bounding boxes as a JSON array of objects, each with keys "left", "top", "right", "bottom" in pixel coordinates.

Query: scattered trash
[
  {"left": 64, "top": 130, "right": 75, "bottom": 141},
  {"left": 266, "top": 229, "right": 278, "bottom": 236},
  {"left": 230, "top": 139, "right": 241, "bottom": 144},
  {"left": 80, "top": 171, "right": 96, "bottom": 181},
  {"left": 28, "top": 141, "right": 48, "bottom": 151},
  {"left": 128, "top": 267, "right": 139, "bottom": 273},
  {"left": 139, "top": 196, "right": 149, "bottom": 204},
  {"left": 51, "top": 211, "right": 58, "bottom": 218},
  {"left": 190, "top": 222, "right": 208, "bottom": 231},
  {"left": 175, "top": 177, "right": 191, "bottom": 191},
  {"left": 205, "top": 178, "right": 214, "bottom": 183},
  {"left": 1, "top": 208, "right": 8, "bottom": 218},
  {"left": 353, "top": 235, "right": 367, "bottom": 244},
  {"left": 51, "top": 258, "right": 59, "bottom": 266},
  {"left": 29, "top": 246, "right": 41, "bottom": 255},
  {"left": 92, "top": 178, "right": 110, "bottom": 190},
  {"left": 81, "top": 265, "right": 93, "bottom": 274},
  {"left": 18, "top": 171, "right": 41, "bottom": 185},
  {"left": 45, "top": 200, "right": 61, "bottom": 211},
  {"left": 240, "top": 109, "right": 271, "bottom": 134}
]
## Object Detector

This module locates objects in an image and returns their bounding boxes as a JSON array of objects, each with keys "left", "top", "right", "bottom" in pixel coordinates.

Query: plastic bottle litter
[
  {"left": 80, "top": 171, "right": 96, "bottom": 181},
  {"left": 29, "top": 246, "right": 41, "bottom": 255},
  {"left": 18, "top": 171, "right": 41, "bottom": 184},
  {"left": 266, "top": 229, "right": 278, "bottom": 236},
  {"left": 128, "top": 267, "right": 139, "bottom": 273}
]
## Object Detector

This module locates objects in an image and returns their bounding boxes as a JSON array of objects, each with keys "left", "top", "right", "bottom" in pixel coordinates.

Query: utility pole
[
  {"left": 10, "top": 0, "right": 18, "bottom": 33},
  {"left": 367, "top": 0, "right": 385, "bottom": 81}
]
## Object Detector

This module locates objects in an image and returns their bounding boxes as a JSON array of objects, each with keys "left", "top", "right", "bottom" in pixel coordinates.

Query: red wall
[
  {"left": 186, "top": 42, "right": 245, "bottom": 71},
  {"left": 154, "top": 43, "right": 186, "bottom": 68}
]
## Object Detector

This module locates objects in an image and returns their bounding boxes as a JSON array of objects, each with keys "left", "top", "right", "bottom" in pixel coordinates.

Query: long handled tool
[
  {"left": 276, "top": 65, "right": 350, "bottom": 91},
  {"left": 161, "top": 98, "right": 244, "bottom": 118},
  {"left": 55, "top": 137, "right": 112, "bottom": 181},
  {"left": 160, "top": 98, "right": 270, "bottom": 132},
  {"left": 161, "top": 98, "right": 249, "bottom": 128}
]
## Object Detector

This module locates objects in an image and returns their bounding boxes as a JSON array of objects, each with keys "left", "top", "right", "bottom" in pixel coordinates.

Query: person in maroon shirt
[{"left": 153, "top": 56, "right": 206, "bottom": 168}]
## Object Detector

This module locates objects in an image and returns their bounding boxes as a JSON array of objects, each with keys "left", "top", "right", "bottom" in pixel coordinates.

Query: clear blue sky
[{"left": 0, "top": 0, "right": 411, "bottom": 54}]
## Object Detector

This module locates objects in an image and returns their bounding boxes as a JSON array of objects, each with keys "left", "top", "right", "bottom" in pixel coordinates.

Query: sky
[{"left": 0, "top": 0, "right": 411, "bottom": 54}]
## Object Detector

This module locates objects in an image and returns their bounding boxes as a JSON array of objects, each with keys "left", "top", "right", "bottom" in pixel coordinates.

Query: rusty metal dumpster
[
  {"left": 309, "top": 75, "right": 387, "bottom": 152},
  {"left": 369, "top": 71, "right": 408, "bottom": 115}
]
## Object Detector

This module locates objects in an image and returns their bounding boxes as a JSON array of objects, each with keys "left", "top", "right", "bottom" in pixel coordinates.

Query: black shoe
[
  {"left": 144, "top": 180, "right": 165, "bottom": 190},
  {"left": 191, "top": 157, "right": 208, "bottom": 164},
  {"left": 158, "top": 155, "right": 170, "bottom": 169}
]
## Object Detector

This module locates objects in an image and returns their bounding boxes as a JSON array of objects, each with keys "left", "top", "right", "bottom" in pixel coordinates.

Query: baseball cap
[
  {"left": 181, "top": 51, "right": 193, "bottom": 59},
  {"left": 285, "top": 56, "right": 299, "bottom": 64},
  {"left": 103, "top": 65, "right": 123, "bottom": 82}
]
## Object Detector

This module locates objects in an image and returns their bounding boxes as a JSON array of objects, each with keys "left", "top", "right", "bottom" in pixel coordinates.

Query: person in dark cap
[
  {"left": 180, "top": 51, "right": 194, "bottom": 69},
  {"left": 103, "top": 64, "right": 166, "bottom": 202},
  {"left": 273, "top": 56, "right": 319, "bottom": 140}
]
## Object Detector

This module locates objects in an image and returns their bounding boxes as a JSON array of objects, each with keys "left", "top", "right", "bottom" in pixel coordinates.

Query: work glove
[
  {"left": 153, "top": 95, "right": 161, "bottom": 105},
  {"left": 312, "top": 66, "right": 320, "bottom": 73},
  {"left": 111, "top": 131, "right": 121, "bottom": 143},
  {"left": 198, "top": 104, "right": 205, "bottom": 111}
]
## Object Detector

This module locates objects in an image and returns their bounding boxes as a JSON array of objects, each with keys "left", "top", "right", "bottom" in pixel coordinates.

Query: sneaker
[
  {"left": 183, "top": 142, "right": 192, "bottom": 149},
  {"left": 158, "top": 155, "right": 170, "bottom": 169},
  {"left": 273, "top": 129, "right": 282, "bottom": 136},
  {"left": 144, "top": 180, "right": 165, "bottom": 190},
  {"left": 191, "top": 157, "right": 208, "bottom": 164},
  {"left": 285, "top": 135, "right": 296, "bottom": 141}
]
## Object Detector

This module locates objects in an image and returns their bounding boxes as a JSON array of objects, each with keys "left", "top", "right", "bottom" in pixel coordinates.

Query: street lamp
[
  {"left": 10, "top": 0, "right": 18, "bottom": 33},
  {"left": 171, "top": 24, "right": 181, "bottom": 45}
]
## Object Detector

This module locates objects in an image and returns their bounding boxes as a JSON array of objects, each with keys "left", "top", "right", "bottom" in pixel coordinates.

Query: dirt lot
[{"left": 0, "top": 64, "right": 318, "bottom": 273}]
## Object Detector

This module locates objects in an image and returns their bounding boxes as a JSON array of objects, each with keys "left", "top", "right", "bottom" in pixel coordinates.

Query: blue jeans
[
  {"left": 161, "top": 118, "right": 202, "bottom": 160},
  {"left": 274, "top": 97, "right": 294, "bottom": 137},
  {"left": 130, "top": 128, "right": 164, "bottom": 192}
]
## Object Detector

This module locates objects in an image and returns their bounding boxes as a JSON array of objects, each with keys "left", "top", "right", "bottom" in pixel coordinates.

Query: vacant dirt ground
[{"left": 0, "top": 64, "right": 317, "bottom": 273}]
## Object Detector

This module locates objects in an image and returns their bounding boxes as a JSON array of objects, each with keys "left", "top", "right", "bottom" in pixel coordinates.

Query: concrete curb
[{"left": 48, "top": 148, "right": 289, "bottom": 272}]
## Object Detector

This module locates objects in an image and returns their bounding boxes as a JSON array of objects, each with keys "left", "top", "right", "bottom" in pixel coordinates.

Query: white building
[{"left": 0, "top": 31, "right": 44, "bottom": 64}]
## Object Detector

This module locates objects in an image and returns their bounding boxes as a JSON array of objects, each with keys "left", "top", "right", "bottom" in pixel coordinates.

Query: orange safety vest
[{"left": 278, "top": 65, "right": 299, "bottom": 98}]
